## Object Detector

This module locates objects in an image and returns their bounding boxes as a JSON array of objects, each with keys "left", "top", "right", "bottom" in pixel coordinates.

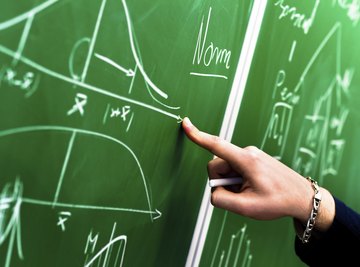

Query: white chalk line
[
  {"left": 95, "top": 53, "right": 134, "bottom": 77},
  {"left": 0, "top": 44, "right": 180, "bottom": 121},
  {"left": 185, "top": 0, "right": 268, "bottom": 265},
  {"left": 22, "top": 198, "right": 161, "bottom": 217},
  {"left": 131, "top": 33, "right": 181, "bottom": 110},
  {"left": 0, "top": 125, "right": 158, "bottom": 221},
  {"left": 294, "top": 23, "right": 341, "bottom": 93},
  {"left": 0, "top": 0, "right": 58, "bottom": 31},
  {"left": 84, "top": 235, "right": 127, "bottom": 267},
  {"left": 190, "top": 72, "right": 228, "bottom": 80},
  {"left": 12, "top": 13, "right": 34, "bottom": 66},
  {"left": 121, "top": 0, "right": 168, "bottom": 99},
  {"left": 81, "top": 0, "right": 107, "bottom": 83},
  {"left": 52, "top": 131, "right": 76, "bottom": 207}
]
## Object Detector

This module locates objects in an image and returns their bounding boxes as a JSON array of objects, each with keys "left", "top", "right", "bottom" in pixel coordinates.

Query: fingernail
[{"left": 183, "top": 117, "right": 193, "bottom": 127}]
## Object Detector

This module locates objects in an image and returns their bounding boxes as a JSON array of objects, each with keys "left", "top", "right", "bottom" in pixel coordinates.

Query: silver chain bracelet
[{"left": 300, "top": 177, "right": 322, "bottom": 244}]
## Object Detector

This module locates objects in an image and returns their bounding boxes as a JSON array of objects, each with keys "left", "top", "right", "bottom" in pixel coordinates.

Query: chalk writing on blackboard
[
  {"left": 83, "top": 222, "right": 127, "bottom": 267},
  {"left": 191, "top": 7, "right": 231, "bottom": 80},
  {"left": 0, "top": 67, "right": 40, "bottom": 97},
  {"left": 0, "top": 179, "right": 24, "bottom": 267},
  {"left": 67, "top": 93, "right": 88, "bottom": 116},
  {"left": 261, "top": 22, "right": 354, "bottom": 183},
  {"left": 0, "top": 126, "right": 162, "bottom": 219},
  {"left": 288, "top": 41, "right": 297, "bottom": 62},
  {"left": 274, "top": 0, "right": 320, "bottom": 34},
  {"left": 0, "top": 0, "right": 182, "bottom": 122},
  {"left": 0, "top": 125, "right": 162, "bottom": 264},
  {"left": 1, "top": 178, "right": 132, "bottom": 267},
  {"left": 0, "top": 0, "right": 186, "bottom": 263},
  {"left": 332, "top": 0, "right": 360, "bottom": 26},
  {"left": 209, "top": 212, "right": 252, "bottom": 267}
]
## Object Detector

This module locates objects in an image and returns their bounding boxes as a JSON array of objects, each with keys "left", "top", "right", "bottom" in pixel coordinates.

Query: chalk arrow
[
  {"left": 126, "top": 69, "right": 135, "bottom": 77},
  {"left": 95, "top": 53, "right": 135, "bottom": 77},
  {"left": 176, "top": 115, "right": 183, "bottom": 124},
  {"left": 22, "top": 198, "right": 162, "bottom": 221},
  {"left": 153, "top": 209, "right": 162, "bottom": 220}
]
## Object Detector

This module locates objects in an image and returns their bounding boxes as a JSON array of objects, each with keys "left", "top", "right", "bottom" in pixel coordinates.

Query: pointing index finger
[{"left": 182, "top": 117, "right": 244, "bottom": 164}]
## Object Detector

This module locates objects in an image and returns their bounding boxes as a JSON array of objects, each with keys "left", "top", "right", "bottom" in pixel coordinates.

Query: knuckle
[
  {"left": 244, "top": 146, "right": 260, "bottom": 162},
  {"left": 244, "top": 145, "right": 259, "bottom": 152}
]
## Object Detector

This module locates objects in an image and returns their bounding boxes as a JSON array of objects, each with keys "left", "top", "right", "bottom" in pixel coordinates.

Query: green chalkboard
[
  {"left": 200, "top": 1, "right": 360, "bottom": 267},
  {"left": 0, "top": 0, "right": 253, "bottom": 266}
]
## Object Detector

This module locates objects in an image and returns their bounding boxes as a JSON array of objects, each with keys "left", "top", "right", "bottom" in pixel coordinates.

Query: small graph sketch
[
  {"left": 83, "top": 222, "right": 127, "bottom": 267},
  {"left": 0, "top": 0, "right": 182, "bottom": 122},
  {"left": 209, "top": 212, "right": 252, "bottom": 267},
  {"left": 292, "top": 71, "right": 351, "bottom": 183},
  {"left": 262, "top": 21, "right": 353, "bottom": 184},
  {"left": 0, "top": 126, "right": 161, "bottom": 221},
  {"left": 261, "top": 102, "right": 293, "bottom": 160}
]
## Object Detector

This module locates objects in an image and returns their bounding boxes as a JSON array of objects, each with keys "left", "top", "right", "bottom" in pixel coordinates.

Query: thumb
[{"left": 182, "top": 117, "right": 245, "bottom": 165}]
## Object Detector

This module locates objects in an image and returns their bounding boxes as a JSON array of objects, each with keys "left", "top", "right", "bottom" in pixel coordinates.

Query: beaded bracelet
[{"left": 300, "top": 177, "right": 322, "bottom": 244}]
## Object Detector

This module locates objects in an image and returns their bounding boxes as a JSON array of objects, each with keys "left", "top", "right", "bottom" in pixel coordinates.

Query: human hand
[{"left": 182, "top": 117, "right": 334, "bottom": 227}]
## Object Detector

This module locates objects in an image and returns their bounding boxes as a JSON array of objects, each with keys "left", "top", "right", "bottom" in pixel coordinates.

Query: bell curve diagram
[
  {"left": 0, "top": 0, "right": 185, "bottom": 226},
  {"left": 0, "top": 126, "right": 162, "bottom": 221},
  {"left": 0, "top": 1, "right": 239, "bottom": 267},
  {"left": 0, "top": 0, "right": 183, "bottom": 121}
]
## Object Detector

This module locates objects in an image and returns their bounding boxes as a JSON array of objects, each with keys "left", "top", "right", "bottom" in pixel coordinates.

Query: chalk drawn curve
[
  {"left": 0, "top": 125, "right": 155, "bottom": 221},
  {"left": 85, "top": 235, "right": 127, "bottom": 267},
  {"left": 122, "top": 0, "right": 169, "bottom": 100}
]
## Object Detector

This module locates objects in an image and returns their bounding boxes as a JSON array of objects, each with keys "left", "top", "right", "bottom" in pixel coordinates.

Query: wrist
[
  {"left": 293, "top": 186, "right": 335, "bottom": 242},
  {"left": 299, "top": 177, "right": 322, "bottom": 243},
  {"left": 291, "top": 176, "right": 316, "bottom": 223},
  {"left": 314, "top": 187, "right": 335, "bottom": 232}
]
